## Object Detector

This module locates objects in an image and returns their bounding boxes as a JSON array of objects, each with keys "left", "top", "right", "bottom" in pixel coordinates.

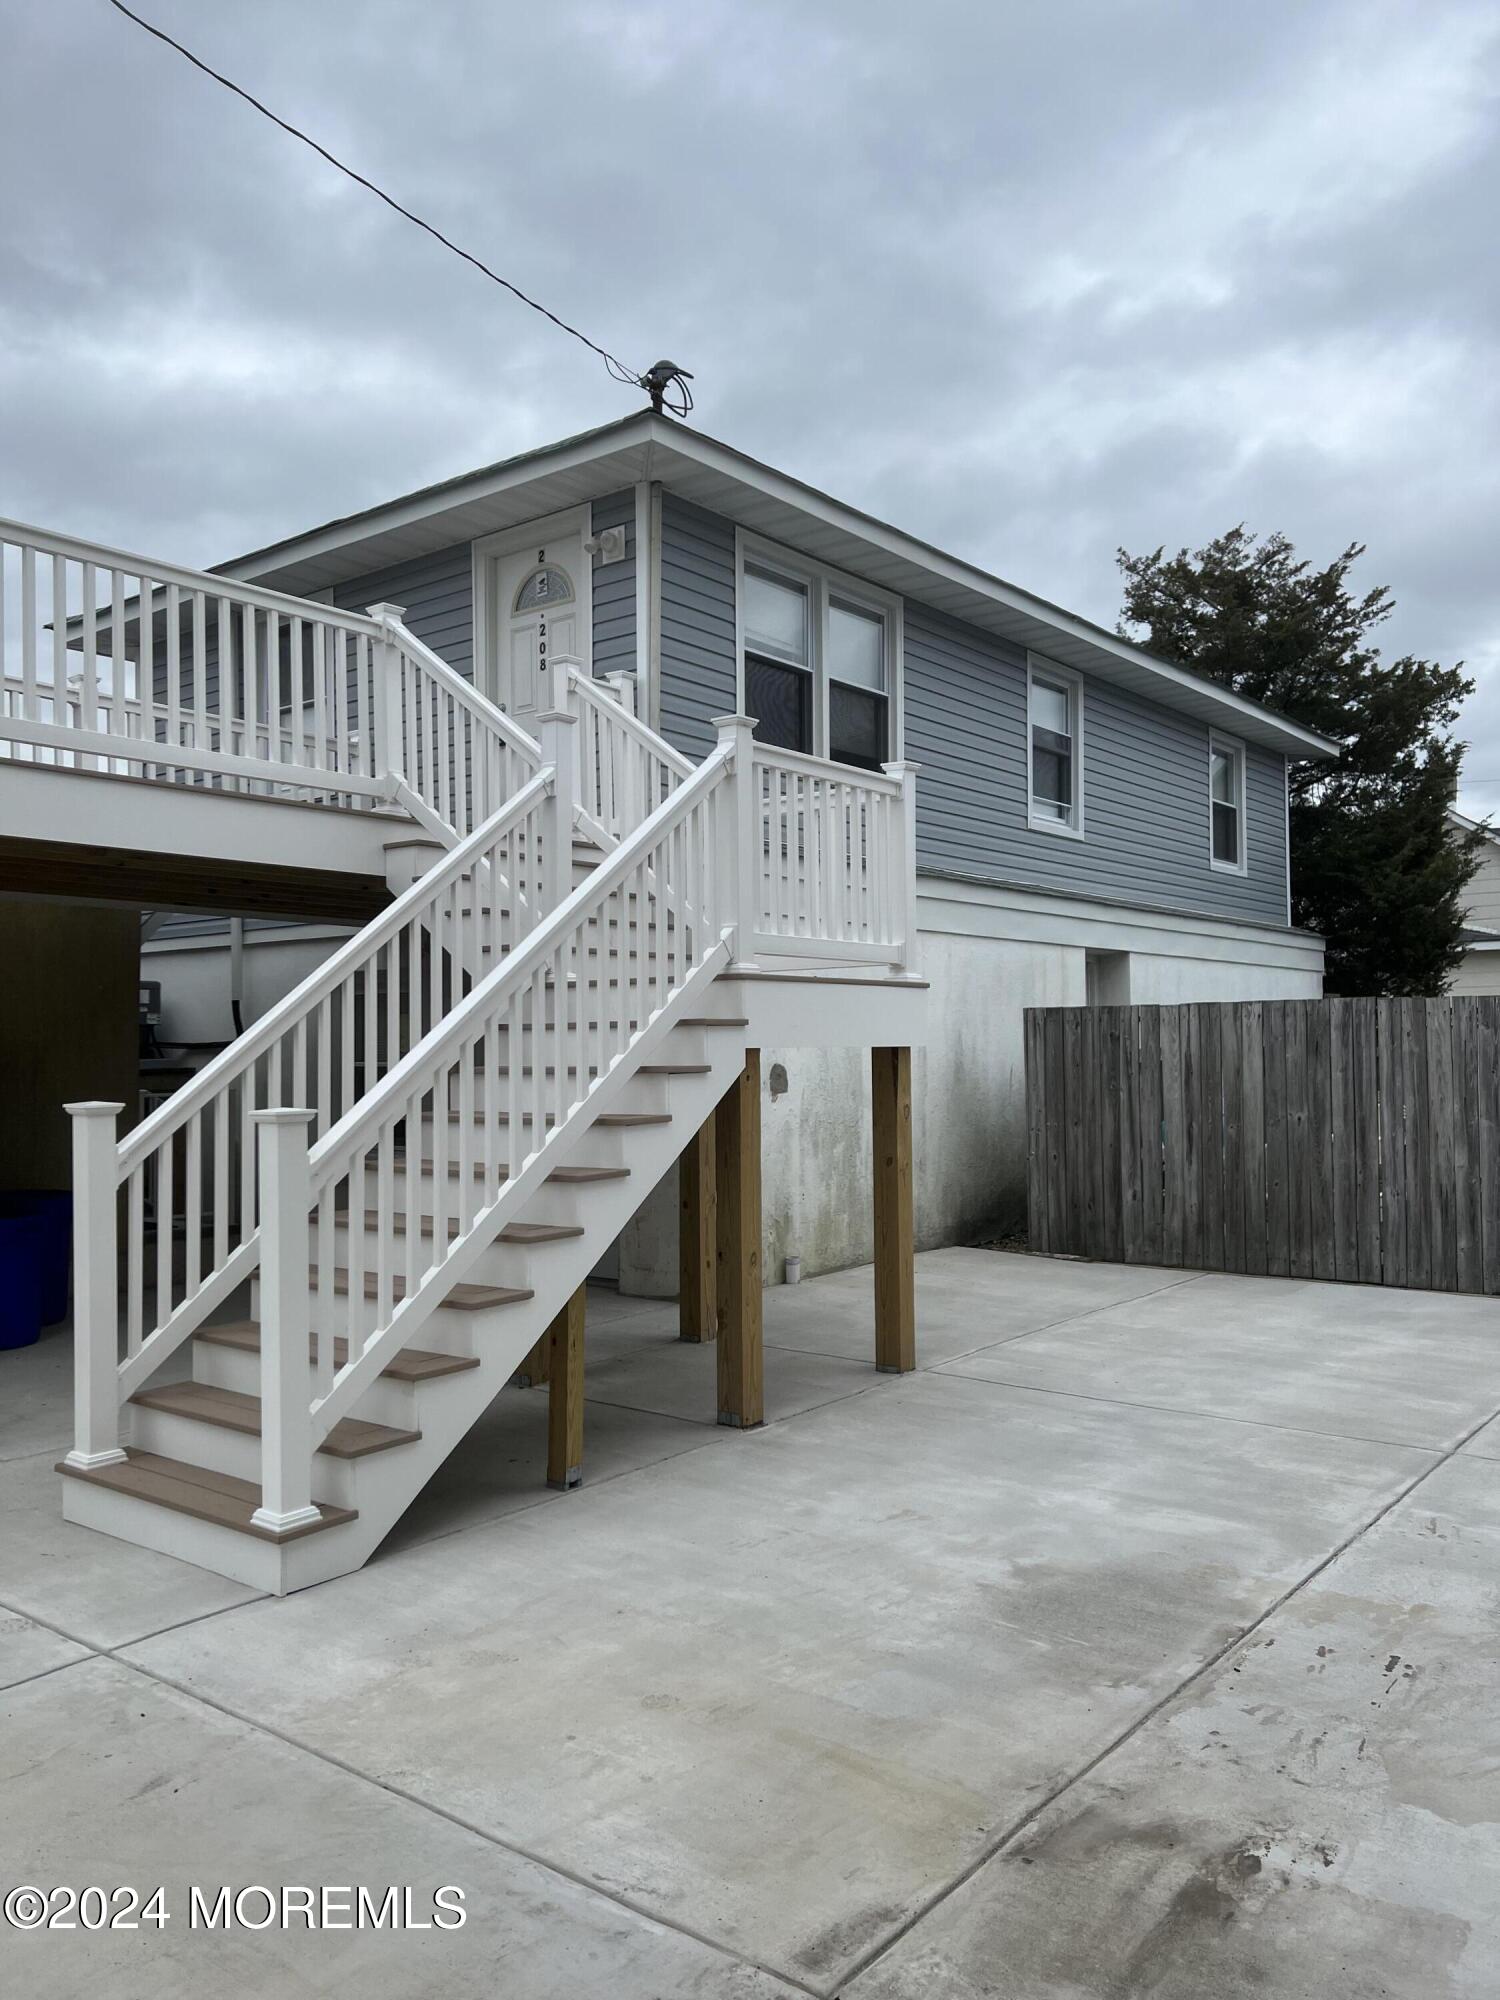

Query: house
[
  {"left": 146, "top": 412, "right": 1331, "bottom": 1271},
  {"left": 1447, "top": 808, "right": 1500, "bottom": 995},
  {"left": 0, "top": 410, "right": 1333, "bottom": 1591}
]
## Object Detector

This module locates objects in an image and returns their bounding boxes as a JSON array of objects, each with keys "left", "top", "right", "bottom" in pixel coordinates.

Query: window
[
  {"left": 737, "top": 538, "right": 900, "bottom": 768},
  {"left": 744, "top": 564, "right": 812, "bottom": 755},
  {"left": 1028, "top": 661, "right": 1082, "bottom": 835},
  {"left": 1209, "top": 734, "right": 1246, "bottom": 870}
]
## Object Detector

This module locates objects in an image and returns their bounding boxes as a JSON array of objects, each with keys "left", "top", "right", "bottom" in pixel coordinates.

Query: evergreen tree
[{"left": 1117, "top": 528, "right": 1482, "bottom": 995}]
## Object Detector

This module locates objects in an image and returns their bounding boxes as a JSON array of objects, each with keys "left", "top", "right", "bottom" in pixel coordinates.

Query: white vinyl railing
[
  {"left": 0, "top": 523, "right": 548, "bottom": 834},
  {"left": 568, "top": 663, "right": 692, "bottom": 845},
  {"left": 73, "top": 770, "right": 554, "bottom": 1428},
  {"left": 752, "top": 745, "right": 917, "bottom": 966},
  {"left": 246, "top": 737, "right": 738, "bottom": 1524},
  {"left": 379, "top": 615, "right": 541, "bottom": 841},
  {"left": 0, "top": 519, "right": 390, "bottom": 803}
]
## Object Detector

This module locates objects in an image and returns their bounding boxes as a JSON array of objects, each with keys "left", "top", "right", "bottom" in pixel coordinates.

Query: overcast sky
[{"left": 3, "top": 0, "right": 1498, "bottom": 808}]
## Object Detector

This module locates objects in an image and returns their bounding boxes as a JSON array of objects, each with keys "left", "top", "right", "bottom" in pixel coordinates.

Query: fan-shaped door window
[{"left": 513, "top": 565, "right": 575, "bottom": 614}]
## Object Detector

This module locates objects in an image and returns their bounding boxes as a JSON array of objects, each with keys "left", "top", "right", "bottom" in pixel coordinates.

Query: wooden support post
[
  {"left": 872, "top": 1046, "right": 916, "bottom": 1373},
  {"left": 715, "top": 1050, "right": 763, "bottom": 1427},
  {"left": 678, "top": 1115, "right": 717, "bottom": 1342},
  {"left": 546, "top": 1286, "right": 585, "bottom": 1489}
]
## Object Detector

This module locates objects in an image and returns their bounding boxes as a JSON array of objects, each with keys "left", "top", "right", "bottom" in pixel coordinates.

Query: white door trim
[{"left": 472, "top": 505, "right": 594, "bottom": 707}]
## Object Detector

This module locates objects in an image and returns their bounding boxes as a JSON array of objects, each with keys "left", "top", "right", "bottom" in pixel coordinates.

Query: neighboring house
[
  {"left": 143, "top": 412, "right": 1331, "bottom": 1278},
  {"left": 1447, "top": 808, "right": 1500, "bottom": 995}
]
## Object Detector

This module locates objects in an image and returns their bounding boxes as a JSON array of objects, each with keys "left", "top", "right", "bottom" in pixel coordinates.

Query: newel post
[
  {"left": 714, "top": 713, "right": 760, "bottom": 970},
  {"left": 882, "top": 760, "right": 920, "bottom": 974},
  {"left": 602, "top": 670, "right": 637, "bottom": 717},
  {"left": 251, "top": 1109, "right": 321, "bottom": 1535},
  {"left": 366, "top": 601, "right": 408, "bottom": 792},
  {"left": 64, "top": 1101, "right": 126, "bottom": 1470},
  {"left": 538, "top": 705, "right": 579, "bottom": 914}
]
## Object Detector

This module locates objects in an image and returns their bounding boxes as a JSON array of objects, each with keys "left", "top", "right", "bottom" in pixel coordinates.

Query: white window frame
[
  {"left": 734, "top": 529, "right": 903, "bottom": 766},
  {"left": 1027, "top": 655, "right": 1084, "bottom": 839},
  {"left": 1208, "top": 730, "right": 1249, "bottom": 875}
]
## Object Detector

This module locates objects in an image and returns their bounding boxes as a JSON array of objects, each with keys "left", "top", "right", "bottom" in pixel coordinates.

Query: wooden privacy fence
[{"left": 1024, "top": 997, "right": 1500, "bottom": 1295}]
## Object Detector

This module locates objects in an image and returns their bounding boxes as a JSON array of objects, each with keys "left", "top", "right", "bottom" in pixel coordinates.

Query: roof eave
[{"left": 222, "top": 410, "right": 1338, "bottom": 762}]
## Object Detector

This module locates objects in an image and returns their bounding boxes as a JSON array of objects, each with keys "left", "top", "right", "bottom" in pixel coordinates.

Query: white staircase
[{"left": 0, "top": 517, "right": 921, "bottom": 1593}]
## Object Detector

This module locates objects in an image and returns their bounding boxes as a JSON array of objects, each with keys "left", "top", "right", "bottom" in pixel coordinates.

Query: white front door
[{"left": 487, "top": 519, "right": 589, "bottom": 735}]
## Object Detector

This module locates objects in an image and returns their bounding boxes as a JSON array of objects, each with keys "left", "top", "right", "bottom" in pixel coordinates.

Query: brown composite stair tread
[
  {"left": 197, "top": 1320, "right": 479, "bottom": 1383},
  {"left": 130, "top": 1381, "right": 420, "bottom": 1459},
  {"left": 415, "top": 1156, "right": 632, "bottom": 1183},
  {"left": 336, "top": 1211, "right": 585, "bottom": 1246},
  {"left": 638, "top": 1062, "right": 710, "bottom": 1075},
  {"left": 679, "top": 1016, "right": 749, "bottom": 1028},
  {"left": 56, "top": 1448, "right": 355, "bottom": 1542},
  {"left": 436, "top": 1109, "right": 672, "bottom": 1128},
  {"left": 313, "top": 1267, "right": 533, "bottom": 1312}
]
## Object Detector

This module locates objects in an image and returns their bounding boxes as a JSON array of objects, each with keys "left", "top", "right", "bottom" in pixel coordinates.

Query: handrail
[
  {"left": 119, "top": 769, "right": 553, "bottom": 1174},
  {"left": 386, "top": 616, "right": 542, "bottom": 767},
  {"left": 0, "top": 516, "right": 386, "bottom": 633},
  {"left": 568, "top": 665, "right": 694, "bottom": 779},
  {"left": 312, "top": 743, "right": 731, "bottom": 1178},
  {"left": 752, "top": 740, "right": 903, "bottom": 793}
]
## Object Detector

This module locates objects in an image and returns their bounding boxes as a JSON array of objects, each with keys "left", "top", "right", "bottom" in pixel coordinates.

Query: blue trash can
[
  {"left": 29, "top": 1190, "right": 72, "bottom": 1324},
  {"left": 0, "top": 1198, "right": 45, "bottom": 1351}
]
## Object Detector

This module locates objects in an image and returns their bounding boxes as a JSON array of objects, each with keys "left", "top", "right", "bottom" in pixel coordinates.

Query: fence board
[
  {"left": 1349, "top": 999, "right": 1382, "bottom": 1284},
  {"left": 1023, "top": 994, "right": 1499, "bottom": 1300},
  {"left": 1454, "top": 998, "right": 1483, "bottom": 1296},
  {"left": 1220, "top": 1006, "right": 1245, "bottom": 1273},
  {"left": 1160, "top": 1006, "right": 1186, "bottom": 1267},
  {"left": 1061, "top": 1008, "right": 1086, "bottom": 1255},
  {"left": 1240, "top": 1001, "right": 1266, "bottom": 1277},
  {"left": 1307, "top": 1001, "right": 1336, "bottom": 1281},
  {"left": 1403, "top": 1003, "right": 1432, "bottom": 1289},
  {"left": 1137, "top": 1009, "right": 1165, "bottom": 1263},
  {"left": 1024, "top": 1009, "right": 1048, "bottom": 1256},
  {"left": 1263, "top": 1004, "right": 1292, "bottom": 1279},
  {"left": 1286, "top": 1003, "right": 1314, "bottom": 1279},
  {"left": 1378, "top": 1001, "right": 1409, "bottom": 1289},
  {"left": 1428, "top": 997, "right": 1456, "bottom": 1292},
  {"left": 1481, "top": 1000, "right": 1500, "bottom": 1296},
  {"left": 1099, "top": 1008, "right": 1124, "bottom": 1262},
  {"left": 1043, "top": 1011, "right": 1067, "bottom": 1258}
]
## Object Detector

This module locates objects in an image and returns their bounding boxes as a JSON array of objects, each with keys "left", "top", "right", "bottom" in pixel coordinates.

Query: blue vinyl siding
[
  {"left": 903, "top": 604, "right": 1288, "bottom": 924},
  {"left": 590, "top": 490, "right": 636, "bottom": 677},
  {"left": 658, "top": 495, "right": 737, "bottom": 761},
  {"left": 331, "top": 543, "right": 473, "bottom": 681},
  {"left": 652, "top": 499, "right": 1292, "bottom": 928}
]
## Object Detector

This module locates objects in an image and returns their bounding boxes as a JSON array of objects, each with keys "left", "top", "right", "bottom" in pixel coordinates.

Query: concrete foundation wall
[{"left": 0, "top": 899, "right": 139, "bottom": 1191}]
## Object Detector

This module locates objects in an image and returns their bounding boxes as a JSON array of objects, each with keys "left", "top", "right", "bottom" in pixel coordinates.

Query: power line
[{"left": 103, "top": 0, "right": 687, "bottom": 408}]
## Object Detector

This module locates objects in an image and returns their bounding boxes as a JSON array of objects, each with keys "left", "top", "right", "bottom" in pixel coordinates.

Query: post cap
[
  {"left": 365, "top": 601, "right": 408, "bottom": 623},
  {"left": 250, "top": 1106, "right": 317, "bottom": 1126},
  {"left": 711, "top": 713, "right": 758, "bottom": 732},
  {"left": 65, "top": 1100, "right": 125, "bottom": 1118},
  {"left": 535, "top": 709, "right": 579, "bottom": 727}
]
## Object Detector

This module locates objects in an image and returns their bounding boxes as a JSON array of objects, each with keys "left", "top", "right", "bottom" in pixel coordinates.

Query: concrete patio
[{"left": 2, "top": 1247, "right": 1498, "bottom": 1997}]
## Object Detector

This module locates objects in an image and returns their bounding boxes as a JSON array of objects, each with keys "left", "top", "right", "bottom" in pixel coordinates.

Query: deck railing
[{"left": 752, "top": 744, "right": 917, "bottom": 967}]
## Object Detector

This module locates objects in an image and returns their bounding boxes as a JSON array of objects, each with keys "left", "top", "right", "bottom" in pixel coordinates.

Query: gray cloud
[{"left": 3, "top": 0, "right": 1498, "bottom": 798}]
